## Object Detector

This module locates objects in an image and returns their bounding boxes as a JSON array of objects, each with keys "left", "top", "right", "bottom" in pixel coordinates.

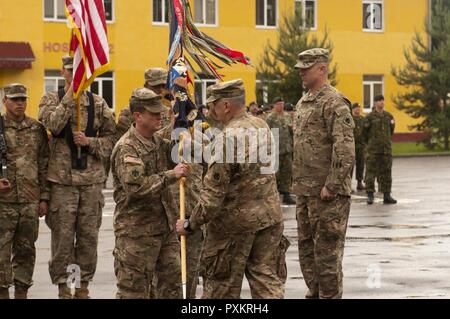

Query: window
[
  {"left": 44, "top": 0, "right": 114, "bottom": 22},
  {"left": 295, "top": 0, "right": 317, "bottom": 29},
  {"left": 194, "top": 0, "right": 217, "bottom": 26},
  {"left": 44, "top": 70, "right": 66, "bottom": 93},
  {"left": 363, "top": 75, "right": 383, "bottom": 112},
  {"left": 194, "top": 78, "right": 217, "bottom": 106},
  {"left": 153, "top": 0, "right": 169, "bottom": 24},
  {"left": 256, "top": 0, "right": 277, "bottom": 28},
  {"left": 90, "top": 72, "right": 115, "bottom": 110},
  {"left": 363, "top": 0, "right": 383, "bottom": 31}
]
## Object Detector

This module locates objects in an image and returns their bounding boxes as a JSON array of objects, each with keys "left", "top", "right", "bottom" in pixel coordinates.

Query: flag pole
[
  {"left": 76, "top": 94, "right": 81, "bottom": 159},
  {"left": 178, "top": 133, "right": 187, "bottom": 299}
]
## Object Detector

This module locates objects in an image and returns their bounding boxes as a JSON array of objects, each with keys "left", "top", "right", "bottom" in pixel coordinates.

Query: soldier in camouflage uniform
[
  {"left": 111, "top": 87, "right": 189, "bottom": 299},
  {"left": 114, "top": 68, "right": 173, "bottom": 143},
  {"left": 177, "top": 79, "right": 286, "bottom": 299},
  {"left": 362, "top": 95, "right": 397, "bottom": 205},
  {"left": 293, "top": 49, "right": 355, "bottom": 299},
  {"left": 352, "top": 103, "right": 366, "bottom": 191},
  {"left": 38, "top": 56, "right": 117, "bottom": 299},
  {"left": 0, "top": 84, "right": 50, "bottom": 299},
  {"left": 266, "top": 96, "right": 295, "bottom": 205}
]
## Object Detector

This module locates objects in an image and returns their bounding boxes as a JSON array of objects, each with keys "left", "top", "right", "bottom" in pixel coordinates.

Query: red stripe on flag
[{"left": 84, "top": 0, "right": 108, "bottom": 65}]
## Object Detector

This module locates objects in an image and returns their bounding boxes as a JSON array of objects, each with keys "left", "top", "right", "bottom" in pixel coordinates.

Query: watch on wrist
[{"left": 183, "top": 219, "right": 192, "bottom": 233}]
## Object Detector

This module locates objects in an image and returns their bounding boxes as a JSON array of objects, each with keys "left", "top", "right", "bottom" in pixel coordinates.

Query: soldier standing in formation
[
  {"left": 111, "top": 88, "right": 189, "bottom": 299},
  {"left": 363, "top": 95, "right": 397, "bottom": 205},
  {"left": 0, "top": 84, "right": 50, "bottom": 299},
  {"left": 38, "top": 56, "right": 117, "bottom": 299},
  {"left": 266, "top": 96, "right": 296, "bottom": 205},
  {"left": 352, "top": 103, "right": 366, "bottom": 191},
  {"left": 292, "top": 48, "right": 355, "bottom": 299},
  {"left": 176, "top": 79, "right": 286, "bottom": 299}
]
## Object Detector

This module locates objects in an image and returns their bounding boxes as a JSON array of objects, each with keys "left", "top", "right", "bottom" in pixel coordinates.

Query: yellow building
[{"left": 0, "top": 0, "right": 431, "bottom": 137}]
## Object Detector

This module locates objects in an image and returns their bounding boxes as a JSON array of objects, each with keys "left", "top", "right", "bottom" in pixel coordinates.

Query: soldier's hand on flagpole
[
  {"left": 176, "top": 219, "right": 189, "bottom": 236},
  {"left": 174, "top": 163, "right": 190, "bottom": 179},
  {"left": 73, "top": 132, "right": 90, "bottom": 147},
  {"left": 0, "top": 178, "right": 11, "bottom": 192}
]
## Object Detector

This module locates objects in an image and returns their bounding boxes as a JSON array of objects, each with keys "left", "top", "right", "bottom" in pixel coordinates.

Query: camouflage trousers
[
  {"left": 0, "top": 203, "right": 39, "bottom": 289},
  {"left": 114, "top": 231, "right": 182, "bottom": 299},
  {"left": 352, "top": 144, "right": 365, "bottom": 181},
  {"left": 276, "top": 153, "right": 293, "bottom": 194},
  {"left": 296, "top": 195, "right": 350, "bottom": 299},
  {"left": 201, "top": 222, "right": 285, "bottom": 299},
  {"left": 46, "top": 183, "right": 104, "bottom": 285},
  {"left": 364, "top": 153, "right": 392, "bottom": 193}
]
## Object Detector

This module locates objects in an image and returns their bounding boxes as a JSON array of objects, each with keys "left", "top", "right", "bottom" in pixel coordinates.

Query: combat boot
[
  {"left": 58, "top": 283, "right": 72, "bottom": 299},
  {"left": 74, "top": 281, "right": 90, "bottom": 299},
  {"left": 357, "top": 180, "right": 365, "bottom": 191},
  {"left": 367, "top": 192, "right": 374, "bottom": 205},
  {"left": 0, "top": 287, "right": 9, "bottom": 299},
  {"left": 14, "top": 283, "right": 29, "bottom": 299},
  {"left": 383, "top": 193, "right": 397, "bottom": 204},
  {"left": 305, "top": 289, "right": 319, "bottom": 299},
  {"left": 283, "top": 193, "right": 296, "bottom": 205}
]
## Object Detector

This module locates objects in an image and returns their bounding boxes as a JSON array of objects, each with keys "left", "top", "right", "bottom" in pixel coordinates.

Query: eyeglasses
[{"left": 9, "top": 97, "right": 27, "bottom": 102}]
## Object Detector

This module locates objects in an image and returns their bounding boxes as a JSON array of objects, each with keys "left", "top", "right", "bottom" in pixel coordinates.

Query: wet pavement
[{"left": 24, "top": 157, "right": 450, "bottom": 298}]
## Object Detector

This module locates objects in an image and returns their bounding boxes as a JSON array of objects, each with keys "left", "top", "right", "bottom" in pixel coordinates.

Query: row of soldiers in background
[{"left": 352, "top": 95, "right": 397, "bottom": 205}]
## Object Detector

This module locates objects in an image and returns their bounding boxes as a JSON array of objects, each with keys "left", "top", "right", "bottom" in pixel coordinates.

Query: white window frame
[
  {"left": 363, "top": 75, "right": 384, "bottom": 113},
  {"left": 90, "top": 72, "right": 116, "bottom": 112},
  {"left": 256, "top": 0, "right": 278, "bottom": 29},
  {"left": 152, "top": 0, "right": 169, "bottom": 25},
  {"left": 44, "top": 71, "right": 65, "bottom": 93},
  {"left": 195, "top": 79, "right": 218, "bottom": 105},
  {"left": 295, "top": 0, "right": 317, "bottom": 30},
  {"left": 194, "top": 0, "right": 219, "bottom": 27},
  {"left": 362, "top": 0, "right": 384, "bottom": 33},
  {"left": 43, "top": 0, "right": 115, "bottom": 24}
]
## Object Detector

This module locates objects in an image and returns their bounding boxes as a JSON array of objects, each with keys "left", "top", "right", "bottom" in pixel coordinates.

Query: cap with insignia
[
  {"left": 144, "top": 68, "right": 168, "bottom": 87},
  {"left": 3, "top": 83, "right": 29, "bottom": 99},
  {"left": 129, "top": 87, "right": 167, "bottom": 113},
  {"left": 295, "top": 48, "right": 329, "bottom": 69},
  {"left": 205, "top": 79, "right": 245, "bottom": 104},
  {"left": 62, "top": 56, "right": 74, "bottom": 70}
]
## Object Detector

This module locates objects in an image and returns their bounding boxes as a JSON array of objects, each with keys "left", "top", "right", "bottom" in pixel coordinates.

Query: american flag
[{"left": 65, "top": 0, "right": 110, "bottom": 98}]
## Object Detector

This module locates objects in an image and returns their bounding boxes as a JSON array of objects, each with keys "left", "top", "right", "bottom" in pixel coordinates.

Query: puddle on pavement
[{"left": 349, "top": 224, "right": 427, "bottom": 229}]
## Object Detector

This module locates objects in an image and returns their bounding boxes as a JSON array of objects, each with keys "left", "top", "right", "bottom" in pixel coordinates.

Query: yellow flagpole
[
  {"left": 76, "top": 95, "right": 81, "bottom": 159},
  {"left": 179, "top": 134, "right": 187, "bottom": 299}
]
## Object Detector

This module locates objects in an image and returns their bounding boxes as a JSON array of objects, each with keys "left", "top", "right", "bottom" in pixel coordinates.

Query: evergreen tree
[
  {"left": 391, "top": 0, "right": 450, "bottom": 150},
  {"left": 256, "top": 12, "right": 337, "bottom": 105}
]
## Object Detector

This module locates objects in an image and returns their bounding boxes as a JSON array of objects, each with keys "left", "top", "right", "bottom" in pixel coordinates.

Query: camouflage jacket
[
  {"left": 0, "top": 115, "right": 50, "bottom": 203},
  {"left": 353, "top": 115, "right": 365, "bottom": 147},
  {"left": 189, "top": 112, "right": 283, "bottom": 234},
  {"left": 38, "top": 90, "right": 116, "bottom": 186},
  {"left": 362, "top": 110, "right": 395, "bottom": 154},
  {"left": 266, "top": 112, "right": 293, "bottom": 155},
  {"left": 292, "top": 84, "right": 355, "bottom": 197},
  {"left": 111, "top": 125, "right": 178, "bottom": 238}
]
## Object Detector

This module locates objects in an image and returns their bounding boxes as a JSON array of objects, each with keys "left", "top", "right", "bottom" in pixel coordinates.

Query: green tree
[
  {"left": 391, "top": 0, "right": 450, "bottom": 150},
  {"left": 256, "top": 12, "right": 337, "bottom": 105}
]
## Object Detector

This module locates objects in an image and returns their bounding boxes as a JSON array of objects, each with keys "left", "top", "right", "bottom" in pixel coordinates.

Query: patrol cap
[
  {"left": 129, "top": 87, "right": 166, "bottom": 114},
  {"left": 3, "top": 83, "right": 29, "bottom": 99},
  {"left": 295, "top": 48, "right": 329, "bottom": 69},
  {"left": 374, "top": 94, "right": 384, "bottom": 102},
  {"left": 272, "top": 96, "right": 284, "bottom": 104},
  {"left": 205, "top": 79, "right": 245, "bottom": 104},
  {"left": 144, "top": 67, "right": 168, "bottom": 87},
  {"left": 62, "top": 56, "right": 74, "bottom": 70}
]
